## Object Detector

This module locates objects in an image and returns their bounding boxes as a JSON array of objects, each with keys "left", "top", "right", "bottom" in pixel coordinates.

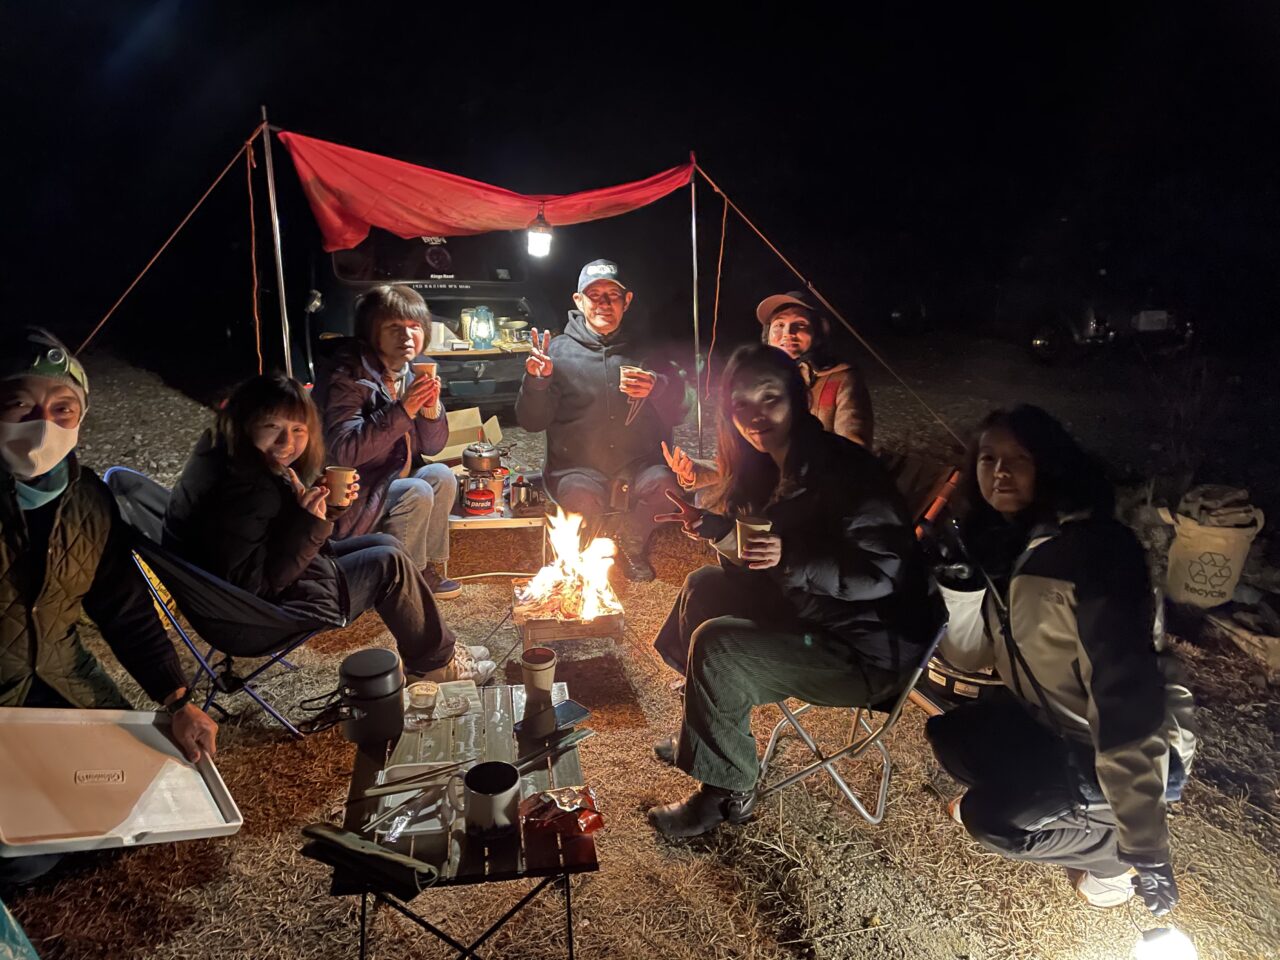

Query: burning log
[
  {"left": 514, "top": 510, "right": 623, "bottom": 623},
  {"left": 513, "top": 509, "right": 624, "bottom": 647}
]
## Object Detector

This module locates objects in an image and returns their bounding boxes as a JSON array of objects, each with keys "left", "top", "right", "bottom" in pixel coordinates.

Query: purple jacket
[{"left": 314, "top": 340, "right": 449, "bottom": 539}]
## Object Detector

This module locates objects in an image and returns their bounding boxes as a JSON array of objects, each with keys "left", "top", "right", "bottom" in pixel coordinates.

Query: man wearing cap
[
  {"left": 516, "top": 259, "right": 695, "bottom": 581},
  {"left": 757, "top": 290, "right": 873, "bottom": 448},
  {"left": 0, "top": 328, "right": 219, "bottom": 882},
  {"left": 663, "top": 290, "right": 874, "bottom": 493}
]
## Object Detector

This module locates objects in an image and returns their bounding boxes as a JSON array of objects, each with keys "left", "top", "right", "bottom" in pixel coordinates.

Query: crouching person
[
  {"left": 925, "top": 405, "right": 1195, "bottom": 915},
  {"left": 646, "top": 345, "right": 941, "bottom": 837},
  {"left": 164, "top": 374, "right": 495, "bottom": 685},
  {"left": 0, "top": 328, "right": 218, "bottom": 883}
]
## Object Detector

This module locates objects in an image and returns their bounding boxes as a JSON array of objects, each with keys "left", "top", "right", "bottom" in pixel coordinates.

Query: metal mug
[{"left": 448, "top": 761, "right": 521, "bottom": 834}]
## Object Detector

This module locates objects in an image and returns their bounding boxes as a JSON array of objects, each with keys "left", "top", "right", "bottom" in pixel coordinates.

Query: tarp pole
[
  {"left": 260, "top": 105, "right": 293, "bottom": 378},
  {"left": 689, "top": 153, "right": 703, "bottom": 456}
]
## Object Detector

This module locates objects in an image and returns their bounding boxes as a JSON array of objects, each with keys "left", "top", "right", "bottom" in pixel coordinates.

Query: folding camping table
[{"left": 320, "top": 683, "right": 598, "bottom": 959}]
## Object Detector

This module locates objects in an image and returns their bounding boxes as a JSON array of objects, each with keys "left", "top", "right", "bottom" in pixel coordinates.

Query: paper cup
[
  {"left": 412, "top": 362, "right": 440, "bottom": 418},
  {"left": 520, "top": 646, "right": 557, "bottom": 695},
  {"left": 736, "top": 517, "right": 773, "bottom": 559},
  {"left": 324, "top": 466, "right": 357, "bottom": 507},
  {"left": 618, "top": 364, "right": 644, "bottom": 393}
]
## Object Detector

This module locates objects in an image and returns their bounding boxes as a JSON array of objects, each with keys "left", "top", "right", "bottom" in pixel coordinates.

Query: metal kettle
[{"left": 462, "top": 440, "right": 503, "bottom": 474}]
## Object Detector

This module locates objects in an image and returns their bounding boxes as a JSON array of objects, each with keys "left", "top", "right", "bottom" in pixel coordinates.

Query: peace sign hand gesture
[
  {"left": 525, "top": 328, "right": 554, "bottom": 378},
  {"left": 654, "top": 490, "right": 704, "bottom": 540}
]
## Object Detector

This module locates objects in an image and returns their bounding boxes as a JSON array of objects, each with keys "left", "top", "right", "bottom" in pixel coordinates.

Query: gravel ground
[{"left": 11, "top": 340, "right": 1274, "bottom": 960}]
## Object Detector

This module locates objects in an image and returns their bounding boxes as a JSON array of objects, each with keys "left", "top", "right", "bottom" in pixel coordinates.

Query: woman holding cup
[
  {"left": 647, "top": 344, "right": 941, "bottom": 837},
  {"left": 164, "top": 373, "right": 495, "bottom": 685}
]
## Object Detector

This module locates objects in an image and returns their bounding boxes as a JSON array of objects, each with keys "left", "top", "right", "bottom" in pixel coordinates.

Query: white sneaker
[
  {"left": 466, "top": 645, "right": 491, "bottom": 661},
  {"left": 1070, "top": 868, "right": 1136, "bottom": 908},
  {"left": 414, "top": 655, "right": 498, "bottom": 686}
]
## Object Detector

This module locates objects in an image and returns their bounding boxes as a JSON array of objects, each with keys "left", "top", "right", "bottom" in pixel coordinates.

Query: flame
[{"left": 516, "top": 509, "right": 623, "bottom": 622}]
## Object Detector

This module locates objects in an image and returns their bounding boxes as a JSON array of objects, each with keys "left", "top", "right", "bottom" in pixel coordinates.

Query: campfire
[{"left": 514, "top": 509, "right": 624, "bottom": 623}]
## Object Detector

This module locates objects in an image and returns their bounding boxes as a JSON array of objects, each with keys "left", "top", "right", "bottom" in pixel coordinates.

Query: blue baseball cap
[{"left": 576, "top": 259, "right": 627, "bottom": 294}]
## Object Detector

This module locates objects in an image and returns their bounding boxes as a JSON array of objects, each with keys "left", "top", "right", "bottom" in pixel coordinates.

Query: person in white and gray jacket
[{"left": 927, "top": 404, "right": 1196, "bottom": 916}]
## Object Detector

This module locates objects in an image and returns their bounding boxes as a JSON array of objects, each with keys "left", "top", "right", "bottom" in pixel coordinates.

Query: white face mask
[{"left": 0, "top": 420, "right": 80, "bottom": 480}]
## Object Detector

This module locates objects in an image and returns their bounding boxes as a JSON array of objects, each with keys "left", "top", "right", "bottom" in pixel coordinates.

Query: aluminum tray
[{"left": 0, "top": 706, "right": 242, "bottom": 857}]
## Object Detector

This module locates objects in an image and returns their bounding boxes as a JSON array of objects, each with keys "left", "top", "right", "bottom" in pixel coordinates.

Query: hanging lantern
[
  {"left": 527, "top": 205, "right": 552, "bottom": 257},
  {"left": 1133, "top": 927, "right": 1197, "bottom": 960}
]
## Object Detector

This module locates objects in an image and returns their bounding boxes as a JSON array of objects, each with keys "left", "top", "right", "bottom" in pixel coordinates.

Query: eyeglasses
[{"left": 582, "top": 291, "right": 625, "bottom": 306}]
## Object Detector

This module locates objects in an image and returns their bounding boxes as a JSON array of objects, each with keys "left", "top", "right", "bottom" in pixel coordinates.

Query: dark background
[{"left": 3, "top": 2, "right": 1278, "bottom": 397}]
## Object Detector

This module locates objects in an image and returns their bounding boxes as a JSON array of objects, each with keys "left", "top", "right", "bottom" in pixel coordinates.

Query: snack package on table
[{"left": 519, "top": 786, "right": 604, "bottom": 836}]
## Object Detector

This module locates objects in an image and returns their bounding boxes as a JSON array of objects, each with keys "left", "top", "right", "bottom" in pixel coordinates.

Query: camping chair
[
  {"left": 753, "top": 452, "right": 963, "bottom": 824},
  {"left": 104, "top": 466, "right": 344, "bottom": 737}
]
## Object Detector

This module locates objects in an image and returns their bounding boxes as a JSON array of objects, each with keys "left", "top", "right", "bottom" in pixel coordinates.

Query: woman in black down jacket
[
  {"left": 164, "top": 374, "right": 493, "bottom": 683},
  {"left": 646, "top": 344, "right": 942, "bottom": 837}
]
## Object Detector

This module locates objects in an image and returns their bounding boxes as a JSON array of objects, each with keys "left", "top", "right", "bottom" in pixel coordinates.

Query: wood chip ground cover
[{"left": 7, "top": 345, "right": 1278, "bottom": 959}]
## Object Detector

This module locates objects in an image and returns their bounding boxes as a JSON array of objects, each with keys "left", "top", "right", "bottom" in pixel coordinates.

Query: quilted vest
[{"left": 0, "top": 461, "right": 129, "bottom": 708}]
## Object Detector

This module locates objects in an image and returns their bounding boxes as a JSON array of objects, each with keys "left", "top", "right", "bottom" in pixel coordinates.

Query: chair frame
[
  {"left": 756, "top": 624, "right": 947, "bottom": 823},
  {"left": 133, "top": 555, "right": 316, "bottom": 737},
  {"left": 105, "top": 465, "right": 320, "bottom": 738}
]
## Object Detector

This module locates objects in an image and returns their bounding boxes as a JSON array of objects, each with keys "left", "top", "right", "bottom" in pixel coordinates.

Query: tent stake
[
  {"left": 260, "top": 104, "right": 293, "bottom": 378},
  {"left": 689, "top": 154, "right": 703, "bottom": 455}
]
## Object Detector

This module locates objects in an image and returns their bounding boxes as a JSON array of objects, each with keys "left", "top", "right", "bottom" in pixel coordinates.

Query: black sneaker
[{"left": 618, "top": 544, "right": 656, "bottom": 582}]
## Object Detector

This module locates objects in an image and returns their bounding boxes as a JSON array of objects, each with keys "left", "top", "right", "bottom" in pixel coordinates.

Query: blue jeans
[{"left": 380, "top": 462, "right": 457, "bottom": 569}]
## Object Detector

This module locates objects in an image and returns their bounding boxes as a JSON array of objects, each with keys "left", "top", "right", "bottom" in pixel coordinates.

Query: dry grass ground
[{"left": 6, "top": 350, "right": 1279, "bottom": 959}]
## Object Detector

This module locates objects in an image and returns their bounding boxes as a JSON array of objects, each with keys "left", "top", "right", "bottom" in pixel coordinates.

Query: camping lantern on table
[{"left": 469, "top": 306, "right": 496, "bottom": 349}]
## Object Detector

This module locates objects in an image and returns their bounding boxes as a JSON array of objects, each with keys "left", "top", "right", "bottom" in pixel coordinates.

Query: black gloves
[{"left": 1133, "top": 862, "right": 1179, "bottom": 916}]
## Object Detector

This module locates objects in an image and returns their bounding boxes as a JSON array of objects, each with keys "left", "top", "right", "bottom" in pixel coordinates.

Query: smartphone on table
[{"left": 514, "top": 698, "right": 590, "bottom": 735}]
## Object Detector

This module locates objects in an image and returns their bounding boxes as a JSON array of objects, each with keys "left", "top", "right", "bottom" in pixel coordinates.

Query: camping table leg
[
  {"left": 359, "top": 891, "right": 368, "bottom": 960},
  {"left": 563, "top": 872, "right": 574, "bottom": 959}
]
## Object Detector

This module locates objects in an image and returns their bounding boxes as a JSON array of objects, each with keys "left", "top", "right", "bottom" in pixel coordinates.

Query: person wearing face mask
[
  {"left": 644, "top": 344, "right": 941, "bottom": 837},
  {"left": 312, "top": 284, "right": 461, "bottom": 600},
  {"left": 515, "top": 259, "right": 695, "bottom": 582},
  {"left": 0, "top": 328, "right": 219, "bottom": 882},
  {"left": 662, "top": 290, "right": 873, "bottom": 494},
  {"left": 164, "top": 373, "right": 495, "bottom": 684},
  {"left": 924, "top": 405, "right": 1195, "bottom": 916}
]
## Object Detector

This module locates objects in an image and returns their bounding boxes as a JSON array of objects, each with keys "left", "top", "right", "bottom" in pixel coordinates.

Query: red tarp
[{"left": 278, "top": 131, "right": 694, "bottom": 252}]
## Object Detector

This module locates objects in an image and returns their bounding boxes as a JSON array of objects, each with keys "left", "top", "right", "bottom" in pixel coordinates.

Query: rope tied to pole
[
  {"left": 693, "top": 164, "right": 966, "bottom": 452},
  {"left": 76, "top": 121, "right": 268, "bottom": 355},
  {"left": 245, "top": 137, "right": 264, "bottom": 374},
  {"left": 705, "top": 196, "right": 729, "bottom": 399}
]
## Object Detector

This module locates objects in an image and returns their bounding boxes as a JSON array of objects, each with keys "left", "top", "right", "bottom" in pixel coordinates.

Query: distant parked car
[
  {"left": 992, "top": 252, "right": 1193, "bottom": 364},
  {"left": 296, "top": 230, "right": 555, "bottom": 412}
]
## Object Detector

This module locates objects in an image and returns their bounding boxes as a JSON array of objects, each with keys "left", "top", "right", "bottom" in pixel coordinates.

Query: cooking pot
[
  {"left": 338, "top": 648, "right": 405, "bottom": 745},
  {"left": 339, "top": 648, "right": 404, "bottom": 700},
  {"left": 463, "top": 441, "right": 503, "bottom": 474}
]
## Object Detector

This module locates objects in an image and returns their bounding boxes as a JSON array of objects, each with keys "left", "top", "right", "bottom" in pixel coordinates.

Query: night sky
[{"left": 3, "top": 2, "right": 1278, "bottom": 392}]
